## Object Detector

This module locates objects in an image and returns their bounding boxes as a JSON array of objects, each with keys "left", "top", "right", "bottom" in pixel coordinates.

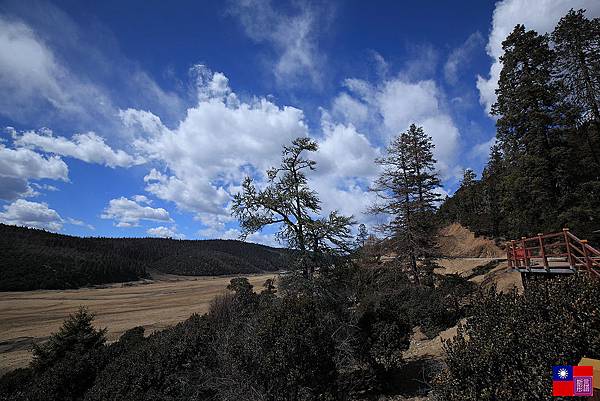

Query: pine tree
[
  {"left": 369, "top": 124, "right": 441, "bottom": 284},
  {"left": 491, "top": 25, "right": 562, "bottom": 236},
  {"left": 553, "top": 9, "right": 600, "bottom": 170},
  {"left": 460, "top": 169, "right": 476, "bottom": 187},
  {"left": 553, "top": 9, "right": 600, "bottom": 126},
  {"left": 481, "top": 144, "right": 505, "bottom": 237},
  {"left": 31, "top": 307, "right": 106, "bottom": 372},
  {"left": 232, "top": 137, "right": 355, "bottom": 276},
  {"left": 355, "top": 223, "right": 369, "bottom": 249}
]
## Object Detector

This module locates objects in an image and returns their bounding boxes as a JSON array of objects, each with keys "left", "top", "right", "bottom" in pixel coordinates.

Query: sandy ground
[
  {"left": 0, "top": 273, "right": 275, "bottom": 375},
  {"left": 405, "top": 257, "right": 523, "bottom": 362},
  {"left": 437, "top": 223, "right": 505, "bottom": 258}
]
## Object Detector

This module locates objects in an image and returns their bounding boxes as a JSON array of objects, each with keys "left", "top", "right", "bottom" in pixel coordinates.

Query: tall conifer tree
[
  {"left": 369, "top": 124, "right": 441, "bottom": 284},
  {"left": 492, "top": 25, "right": 561, "bottom": 236}
]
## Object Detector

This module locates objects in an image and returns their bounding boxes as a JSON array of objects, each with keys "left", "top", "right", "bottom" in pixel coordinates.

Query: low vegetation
[
  {"left": 434, "top": 275, "right": 600, "bottom": 401},
  {"left": 0, "top": 264, "right": 473, "bottom": 401}
]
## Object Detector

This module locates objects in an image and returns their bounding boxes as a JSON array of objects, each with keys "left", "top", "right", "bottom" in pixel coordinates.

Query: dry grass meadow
[{"left": 0, "top": 272, "right": 276, "bottom": 374}]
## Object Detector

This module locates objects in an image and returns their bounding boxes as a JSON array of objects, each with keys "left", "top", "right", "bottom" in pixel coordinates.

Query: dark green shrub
[
  {"left": 434, "top": 275, "right": 600, "bottom": 401},
  {"left": 31, "top": 307, "right": 106, "bottom": 373},
  {"left": 0, "top": 368, "right": 31, "bottom": 401},
  {"left": 85, "top": 314, "right": 214, "bottom": 401}
]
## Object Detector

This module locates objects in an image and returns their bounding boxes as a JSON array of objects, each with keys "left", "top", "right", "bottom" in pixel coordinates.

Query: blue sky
[{"left": 1, "top": 0, "right": 599, "bottom": 243}]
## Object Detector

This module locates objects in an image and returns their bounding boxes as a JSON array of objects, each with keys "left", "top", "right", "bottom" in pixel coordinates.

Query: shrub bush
[{"left": 433, "top": 275, "right": 600, "bottom": 401}]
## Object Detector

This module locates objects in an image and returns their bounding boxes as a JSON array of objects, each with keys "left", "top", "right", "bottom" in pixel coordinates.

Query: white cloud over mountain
[
  {"left": 0, "top": 199, "right": 63, "bottom": 231},
  {"left": 101, "top": 197, "right": 172, "bottom": 227},
  {"left": 147, "top": 226, "right": 185, "bottom": 239}
]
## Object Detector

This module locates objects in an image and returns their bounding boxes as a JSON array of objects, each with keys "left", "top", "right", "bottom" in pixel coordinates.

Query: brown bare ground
[
  {"left": 437, "top": 223, "right": 504, "bottom": 258},
  {"left": 0, "top": 273, "right": 275, "bottom": 375}
]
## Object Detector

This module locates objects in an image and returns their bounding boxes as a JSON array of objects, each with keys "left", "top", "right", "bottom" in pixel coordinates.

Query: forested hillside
[
  {"left": 439, "top": 10, "right": 600, "bottom": 244},
  {"left": 0, "top": 224, "right": 290, "bottom": 291}
]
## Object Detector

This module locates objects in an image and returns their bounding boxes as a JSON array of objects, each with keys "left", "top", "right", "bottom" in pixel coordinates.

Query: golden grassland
[{"left": 0, "top": 273, "right": 276, "bottom": 374}]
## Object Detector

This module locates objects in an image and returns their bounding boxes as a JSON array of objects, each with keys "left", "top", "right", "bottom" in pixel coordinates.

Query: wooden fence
[{"left": 507, "top": 228, "right": 600, "bottom": 278}]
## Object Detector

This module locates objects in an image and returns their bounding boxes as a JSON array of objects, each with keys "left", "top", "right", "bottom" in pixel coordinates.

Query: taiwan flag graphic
[{"left": 553, "top": 365, "right": 594, "bottom": 396}]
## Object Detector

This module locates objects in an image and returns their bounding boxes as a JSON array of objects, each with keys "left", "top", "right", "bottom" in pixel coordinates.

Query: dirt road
[{"left": 0, "top": 273, "right": 276, "bottom": 374}]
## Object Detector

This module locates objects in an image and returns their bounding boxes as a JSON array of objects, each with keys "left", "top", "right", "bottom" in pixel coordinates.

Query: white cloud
[
  {"left": 132, "top": 194, "right": 152, "bottom": 205},
  {"left": 0, "top": 15, "right": 114, "bottom": 125},
  {"left": 13, "top": 129, "right": 143, "bottom": 168},
  {"left": 121, "top": 65, "right": 463, "bottom": 237},
  {"left": 331, "top": 93, "right": 370, "bottom": 128},
  {"left": 147, "top": 226, "right": 185, "bottom": 239},
  {"left": 206, "top": 226, "right": 279, "bottom": 247},
  {"left": 0, "top": 143, "right": 68, "bottom": 181},
  {"left": 477, "top": 0, "right": 600, "bottom": 114},
  {"left": 124, "top": 66, "right": 308, "bottom": 228},
  {"left": 228, "top": 0, "right": 327, "bottom": 87},
  {"left": 66, "top": 217, "right": 94, "bottom": 230},
  {"left": 0, "top": 143, "right": 68, "bottom": 200},
  {"left": 334, "top": 77, "right": 462, "bottom": 180},
  {"left": 0, "top": 176, "right": 36, "bottom": 201},
  {"left": 0, "top": 16, "right": 64, "bottom": 114},
  {"left": 101, "top": 196, "right": 172, "bottom": 227},
  {"left": 0, "top": 199, "right": 63, "bottom": 231},
  {"left": 309, "top": 116, "right": 380, "bottom": 220},
  {"left": 444, "top": 32, "right": 484, "bottom": 85},
  {"left": 470, "top": 136, "right": 497, "bottom": 160}
]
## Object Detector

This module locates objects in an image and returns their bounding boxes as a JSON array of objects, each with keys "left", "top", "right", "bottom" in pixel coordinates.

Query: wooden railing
[{"left": 507, "top": 228, "right": 600, "bottom": 278}]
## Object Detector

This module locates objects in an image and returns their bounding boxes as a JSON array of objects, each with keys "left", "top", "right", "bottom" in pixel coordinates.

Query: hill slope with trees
[
  {"left": 0, "top": 223, "right": 291, "bottom": 291},
  {"left": 439, "top": 10, "right": 600, "bottom": 244}
]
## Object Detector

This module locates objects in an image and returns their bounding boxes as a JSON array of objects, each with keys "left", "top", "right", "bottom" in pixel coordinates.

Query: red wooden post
[
  {"left": 563, "top": 228, "right": 574, "bottom": 269},
  {"left": 538, "top": 233, "right": 549, "bottom": 271},
  {"left": 521, "top": 237, "right": 529, "bottom": 268},
  {"left": 511, "top": 240, "right": 519, "bottom": 268},
  {"left": 581, "top": 240, "right": 592, "bottom": 272}
]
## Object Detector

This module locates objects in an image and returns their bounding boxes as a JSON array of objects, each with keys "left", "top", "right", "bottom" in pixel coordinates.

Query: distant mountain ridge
[{"left": 0, "top": 224, "right": 290, "bottom": 291}]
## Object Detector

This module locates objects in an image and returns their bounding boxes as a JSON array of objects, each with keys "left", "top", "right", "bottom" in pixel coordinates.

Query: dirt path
[{"left": 0, "top": 273, "right": 275, "bottom": 374}]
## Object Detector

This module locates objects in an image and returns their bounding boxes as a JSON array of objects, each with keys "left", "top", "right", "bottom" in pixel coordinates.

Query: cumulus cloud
[
  {"left": 0, "top": 199, "right": 63, "bottom": 231},
  {"left": 123, "top": 66, "right": 308, "bottom": 229},
  {"left": 333, "top": 77, "right": 462, "bottom": 180},
  {"left": 101, "top": 196, "right": 172, "bottom": 227},
  {"left": 228, "top": 0, "right": 327, "bottom": 87},
  {"left": 13, "top": 128, "right": 144, "bottom": 168},
  {"left": 132, "top": 194, "right": 152, "bottom": 205},
  {"left": 0, "top": 176, "right": 36, "bottom": 201},
  {"left": 120, "top": 64, "right": 463, "bottom": 237},
  {"left": 147, "top": 226, "right": 185, "bottom": 239},
  {"left": 309, "top": 116, "right": 380, "bottom": 220},
  {"left": 477, "top": 0, "right": 600, "bottom": 114},
  {"left": 0, "top": 143, "right": 68, "bottom": 200},
  {"left": 0, "top": 143, "right": 68, "bottom": 181}
]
